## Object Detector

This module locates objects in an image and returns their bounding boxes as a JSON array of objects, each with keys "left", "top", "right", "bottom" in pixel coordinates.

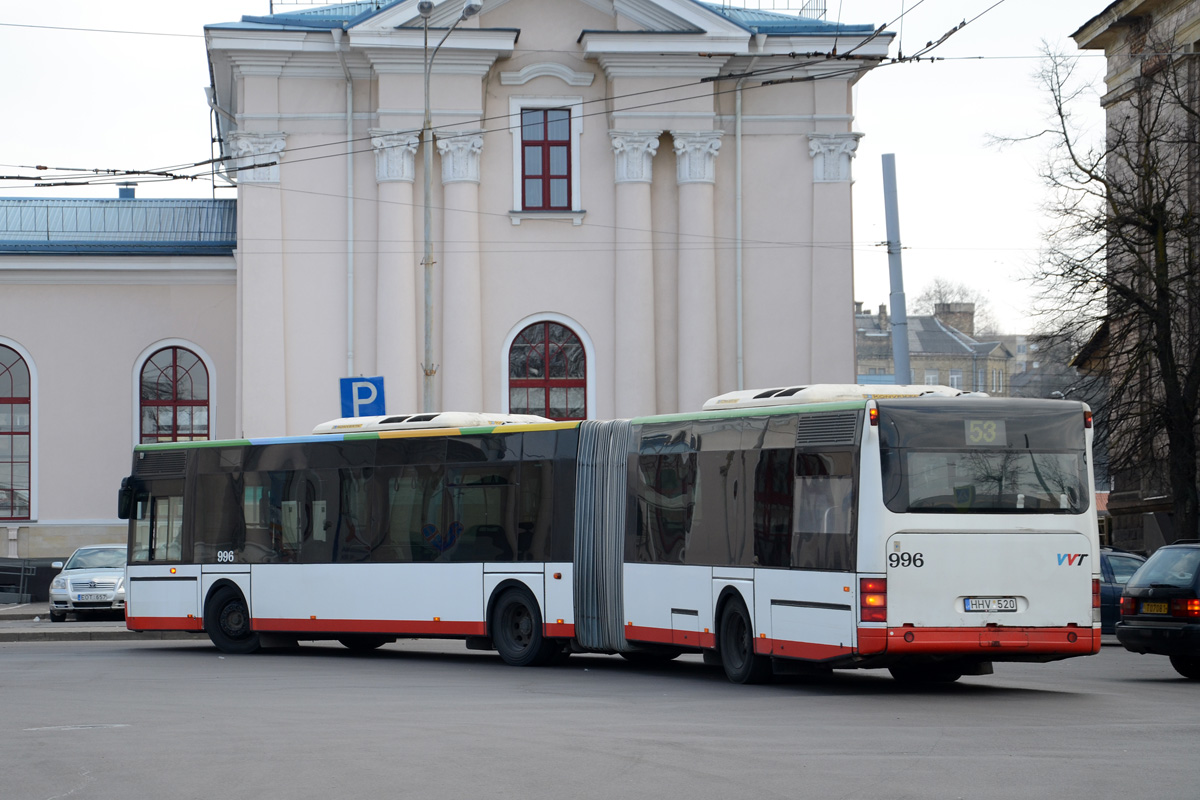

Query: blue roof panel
[{"left": 0, "top": 199, "right": 236, "bottom": 255}]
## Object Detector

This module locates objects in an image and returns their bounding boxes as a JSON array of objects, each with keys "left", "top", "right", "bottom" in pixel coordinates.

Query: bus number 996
[
  {"left": 216, "top": 550, "right": 237, "bottom": 563},
  {"left": 889, "top": 552, "right": 924, "bottom": 568}
]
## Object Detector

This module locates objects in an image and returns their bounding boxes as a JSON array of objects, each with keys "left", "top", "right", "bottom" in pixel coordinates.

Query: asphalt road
[{"left": 1, "top": 628, "right": 1196, "bottom": 800}]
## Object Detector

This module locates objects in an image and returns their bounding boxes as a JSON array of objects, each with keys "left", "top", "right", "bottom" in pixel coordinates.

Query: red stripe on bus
[
  {"left": 252, "top": 618, "right": 487, "bottom": 637},
  {"left": 543, "top": 622, "right": 576, "bottom": 638},
  {"left": 878, "top": 626, "right": 1101, "bottom": 655},
  {"left": 126, "top": 616, "right": 204, "bottom": 632},
  {"left": 624, "top": 624, "right": 715, "bottom": 650},
  {"left": 765, "top": 639, "right": 854, "bottom": 660}
]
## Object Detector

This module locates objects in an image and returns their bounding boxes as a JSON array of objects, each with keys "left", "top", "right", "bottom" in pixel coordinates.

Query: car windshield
[
  {"left": 64, "top": 548, "right": 127, "bottom": 570},
  {"left": 1126, "top": 548, "right": 1200, "bottom": 590}
]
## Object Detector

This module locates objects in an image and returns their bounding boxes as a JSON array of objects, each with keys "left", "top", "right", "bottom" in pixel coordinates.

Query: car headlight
[
  {"left": 116, "top": 576, "right": 125, "bottom": 591},
  {"left": 51, "top": 576, "right": 67, "bottom": 590}
]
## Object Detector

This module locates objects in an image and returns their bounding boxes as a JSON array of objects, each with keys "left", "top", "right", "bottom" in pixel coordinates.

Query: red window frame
[
  {"left": 521, "top": 108, "right": 571, "bottom": 211},
  {"left": 140, "top": 347, "right": 210, "bottom": 444},
  {"left": 0, "top": 345, "right": 30, "bottom": 522},
  {"left": 508, "top": 322, "right": 586, "bottom": 421}
]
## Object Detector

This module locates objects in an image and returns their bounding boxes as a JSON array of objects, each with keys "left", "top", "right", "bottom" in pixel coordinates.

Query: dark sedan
[{"left": 1116, "top": 542, "right": 1200, "bottom": 679}]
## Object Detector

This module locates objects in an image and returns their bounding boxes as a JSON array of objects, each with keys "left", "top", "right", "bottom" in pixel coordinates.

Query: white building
[{"left": 1, "top": 0, "right": 891, "bottom": 557}]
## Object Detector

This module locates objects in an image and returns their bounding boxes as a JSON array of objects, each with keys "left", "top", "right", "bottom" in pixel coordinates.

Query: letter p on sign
[{"left": 340, "top": 376, "right": 386, "bottom": 418}]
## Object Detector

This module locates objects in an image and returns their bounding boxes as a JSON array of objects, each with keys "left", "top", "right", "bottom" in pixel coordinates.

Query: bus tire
[
  {"left": 338, "top": 635, "right": 392, "bottom": 652},
  {"left": 888, "top": 662, "right": 962, "bottom": 683},
  {"left": 491, "top": 588, "right": 556, "bottom": 667},
  {"left": 718, "top": 598, "right": 772, "bottom": 684},
  {"left": 205, "top": 586, "right": 261, "bottom": 655}
]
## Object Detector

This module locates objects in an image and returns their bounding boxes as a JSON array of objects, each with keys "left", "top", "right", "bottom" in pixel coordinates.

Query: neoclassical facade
[
  {"left": 0, "top": 0, "right": 891, "bottom": 557},
  {"left": 208, "top": 0, "right": 891, "bottom": 436}
]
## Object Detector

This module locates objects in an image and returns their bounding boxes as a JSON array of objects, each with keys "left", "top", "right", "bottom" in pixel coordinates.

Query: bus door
[
  {"left": 126, "top": 482, "right": 202, "bottom": 631},
  {"left": 759, "top": 449, "right": 857, "bottom": 660}
]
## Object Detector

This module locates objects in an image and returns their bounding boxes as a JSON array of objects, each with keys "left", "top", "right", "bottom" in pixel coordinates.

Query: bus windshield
[{"left": 877, "top": 399, "right": 1089, "bottom": 514}]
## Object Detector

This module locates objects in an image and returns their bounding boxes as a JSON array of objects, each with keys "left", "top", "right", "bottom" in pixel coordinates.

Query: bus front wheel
[
  {"left": 491, "top": 588, "right": 556, "bottom": 667},
  {"left": 205, "top": 587, "right": 261, "bottom": 655},
  {"left": 718, "top": 598, "right": 772, "bottom": 684}
]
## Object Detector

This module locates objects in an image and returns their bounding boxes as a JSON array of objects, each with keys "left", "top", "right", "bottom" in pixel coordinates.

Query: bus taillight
[
  {"left": 1093, "top": 578, "right": 1100, "bottom": 609},
  {"left": 1084, "top": 410, "right": 1093, "bottom": 429},
  {"left": 860, "top": 578, "right": 886, "bottom": 623}
]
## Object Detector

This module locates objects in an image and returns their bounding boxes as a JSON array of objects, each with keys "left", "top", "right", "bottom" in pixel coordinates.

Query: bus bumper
[{"left": 858, "top": 626, "right": 1101, "bottom": 657}]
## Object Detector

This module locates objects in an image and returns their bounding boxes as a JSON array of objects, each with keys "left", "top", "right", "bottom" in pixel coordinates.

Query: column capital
[
  {"left": 610, "top": 130, "right": 661, "bottom": 183},
  {"left": 671, "top": 130, "right": 723, "bottom": 185},
  {"left": 436, "top": 130, "right": 484, "bottom": 184},
  {"left": 228, "top": 131, "right": 287, "bottom": 184},
  {"left": 370, "top": 129, "right": 420, "bottom": 183},
  {"left": 808, "top": 132, "right": 864, "bottom": 182}
]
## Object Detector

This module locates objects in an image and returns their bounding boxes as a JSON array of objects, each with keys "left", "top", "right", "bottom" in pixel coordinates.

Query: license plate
[
  {"left": 77, "top": 593, "right": 108, "bottom": 602},
  {"left": 965, "top": 597, "right": 1017, "bottom": 612},
  {"left": 1141, "top": 601, "right": 1169, "bottom": 614}
]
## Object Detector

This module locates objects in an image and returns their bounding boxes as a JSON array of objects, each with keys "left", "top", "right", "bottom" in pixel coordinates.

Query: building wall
[
  {"left": 0, "top": 256, "right": 236, "bottom": 556},
  {"left": 212, "top": 0, "right": 883, "bottom": 435}
]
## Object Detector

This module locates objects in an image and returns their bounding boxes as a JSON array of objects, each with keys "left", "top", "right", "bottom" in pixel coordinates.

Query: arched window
[
  {"left": 508, "top": 321, "right": 586, "bottom": 421},
  {"left": 140, "top": 346, "right": 209, "bottom": 443},
  {"left": 0, "top": 346, "right": 31, "bottom": 521}
]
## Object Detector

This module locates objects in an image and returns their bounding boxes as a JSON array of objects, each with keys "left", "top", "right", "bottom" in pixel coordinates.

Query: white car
[{"left": 48, "top": 544, "right": 127, "bottom": 622}]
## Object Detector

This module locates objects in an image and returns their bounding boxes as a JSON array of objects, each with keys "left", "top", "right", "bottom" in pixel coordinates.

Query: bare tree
[
  {"left": 910, "top": 277, "right": 1002, "bottom": 336},
  {"left": 1031, "top": 41, "right": 1200, "bottom": 541}
]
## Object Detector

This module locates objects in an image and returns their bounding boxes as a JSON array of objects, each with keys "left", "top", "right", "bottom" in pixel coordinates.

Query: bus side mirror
[{"left": 117, "top": 477, "right": 138, "bottom": 520}]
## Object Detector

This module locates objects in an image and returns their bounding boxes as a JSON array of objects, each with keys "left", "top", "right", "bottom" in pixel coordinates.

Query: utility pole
[{"left": 881, "top": 154, "right": 911, "bottom": 385}]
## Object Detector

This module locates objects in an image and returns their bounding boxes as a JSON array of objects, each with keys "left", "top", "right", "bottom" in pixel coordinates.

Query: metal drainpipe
[
  {"left": 734, "top": 41, "right": 763, "bottom": 391},
  {"left": 333, "top": 27, "right": 355, "bottom": 377}
]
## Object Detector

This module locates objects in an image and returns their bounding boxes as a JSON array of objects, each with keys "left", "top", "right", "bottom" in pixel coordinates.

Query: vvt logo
[{"left": 1057, "top": 553, "right": 1089, "bottom": 566}]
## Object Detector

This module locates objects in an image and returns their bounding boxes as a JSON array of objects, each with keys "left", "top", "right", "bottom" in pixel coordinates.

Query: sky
[{"left": 0, "top": 0, "right": 1108, "bottom": 334}]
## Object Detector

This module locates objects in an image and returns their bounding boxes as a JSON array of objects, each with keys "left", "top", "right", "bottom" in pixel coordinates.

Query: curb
[{"left": 0, "top": 630, "right": 203, "bottom": 643}]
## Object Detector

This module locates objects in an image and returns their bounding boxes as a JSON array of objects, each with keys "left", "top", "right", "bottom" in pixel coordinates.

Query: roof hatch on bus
[
  {"left": 311, "top": 411, "right": 553, "bottom": 434},
  {"left": 701, "top": 384, "right": 973, "bottom": 411}
]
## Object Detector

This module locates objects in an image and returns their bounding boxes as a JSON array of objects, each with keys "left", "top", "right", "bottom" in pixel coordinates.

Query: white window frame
[
  {"left": 949, "top": 369, "right": 963, "bottom": 389},
  {"left": 924, "top": 369, "right": 939, "bottom": 386},
  {"left": 0, "top": 336, "right": 37, "bottom": 524},
  {"left": 131, "top": 339, "right": 218, "bottom": 449},
  {"left": 508, "top": 95, "right": 585, "bottom": 225},
  {"left": 498, "top": 312, "right": 596, "bottom": 419}
]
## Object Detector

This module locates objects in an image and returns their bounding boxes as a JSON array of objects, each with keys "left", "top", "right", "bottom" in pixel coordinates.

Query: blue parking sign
[{"left": 340, "top": 377, "right": 386, "bottom": 418}]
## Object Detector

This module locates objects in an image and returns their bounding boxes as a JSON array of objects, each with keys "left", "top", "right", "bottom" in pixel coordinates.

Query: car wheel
[
  {"left": 49, "top": 610, "right": 66, "bottom": 623},
  {"left": 491, "top": 588, "right": 556, "bottom": 667},
  {"left": 718, "top": 597, "right": 772, "bottom": 684},
  {"left": 204, "top": 587, "right": 261, "bottom": 654},
  {"left": 1169, "top": 655, "right": 1200, "bottom": 680}
]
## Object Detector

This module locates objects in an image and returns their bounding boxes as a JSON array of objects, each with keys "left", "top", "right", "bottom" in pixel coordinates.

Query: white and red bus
[{"left": 118, "top": 386, "right": 1101, "bottom": 682}]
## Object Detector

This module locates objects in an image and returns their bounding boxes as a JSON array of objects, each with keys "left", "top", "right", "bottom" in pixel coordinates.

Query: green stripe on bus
[{"left": 631, "top": 400, "right": 865, "bottom": 425}]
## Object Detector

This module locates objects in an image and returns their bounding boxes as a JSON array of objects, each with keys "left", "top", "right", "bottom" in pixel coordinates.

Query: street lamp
[{"left": 420, "top": 0, "right": 482, "bottom": 412}]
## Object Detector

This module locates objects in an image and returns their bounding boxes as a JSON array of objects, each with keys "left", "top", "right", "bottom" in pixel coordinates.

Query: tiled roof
[{"left": 0, "top": 199, "right": 236, "bottom": 255}]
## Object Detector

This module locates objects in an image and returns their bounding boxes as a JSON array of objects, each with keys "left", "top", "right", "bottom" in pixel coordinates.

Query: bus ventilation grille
[
  {"left": 135, "top": 451, "right": 187, "bottom": 477},
  {"left": 795, "top": 412, "right": 859, "bottom": 447}
]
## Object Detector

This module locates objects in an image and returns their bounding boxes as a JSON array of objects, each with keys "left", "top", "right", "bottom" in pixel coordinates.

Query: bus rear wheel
[
  {"left": 492, "top": 588, "right": 556, "bottom": 667},
  {"left": 888, "top": 662, "right": 963, "bottom": 684},
  {"left": 719, "top": 598, "right": 772, "bottom": 684},
  {"left": 205, "top": 587, "right": 261, "bottom": 655}
]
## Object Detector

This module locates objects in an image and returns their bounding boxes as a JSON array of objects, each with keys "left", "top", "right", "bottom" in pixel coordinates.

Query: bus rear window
[{"left": 877, "top": 399, "right": 1089, "bottom": 514}]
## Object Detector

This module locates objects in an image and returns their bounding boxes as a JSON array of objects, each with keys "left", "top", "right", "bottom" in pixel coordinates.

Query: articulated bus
[{"left": 118, "top": 385, "right": 1101, "bottom": 683}]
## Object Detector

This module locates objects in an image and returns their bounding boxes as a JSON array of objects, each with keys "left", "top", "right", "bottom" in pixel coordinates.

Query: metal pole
[
  {"left": 881, "top": 154, "right": 911, "bottom": 385},
  {"left": 422, "top": 16, "right": 435, "bottom": 412},
  {"left": 420, "top": 2, "right": 480, "bottom": 412}
]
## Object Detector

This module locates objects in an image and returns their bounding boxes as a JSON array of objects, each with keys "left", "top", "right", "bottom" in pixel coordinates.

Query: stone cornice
[
  {"left": 500, "top": 62, "right": 596, "bottom": 87},
  {"left": 594, "top": 52, "right": 729, "bottom": 78}
]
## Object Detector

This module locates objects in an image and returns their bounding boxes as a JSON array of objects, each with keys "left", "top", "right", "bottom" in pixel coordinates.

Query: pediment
[{"left": 350, "top": 0, "right": 749, "bottom": 38}]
